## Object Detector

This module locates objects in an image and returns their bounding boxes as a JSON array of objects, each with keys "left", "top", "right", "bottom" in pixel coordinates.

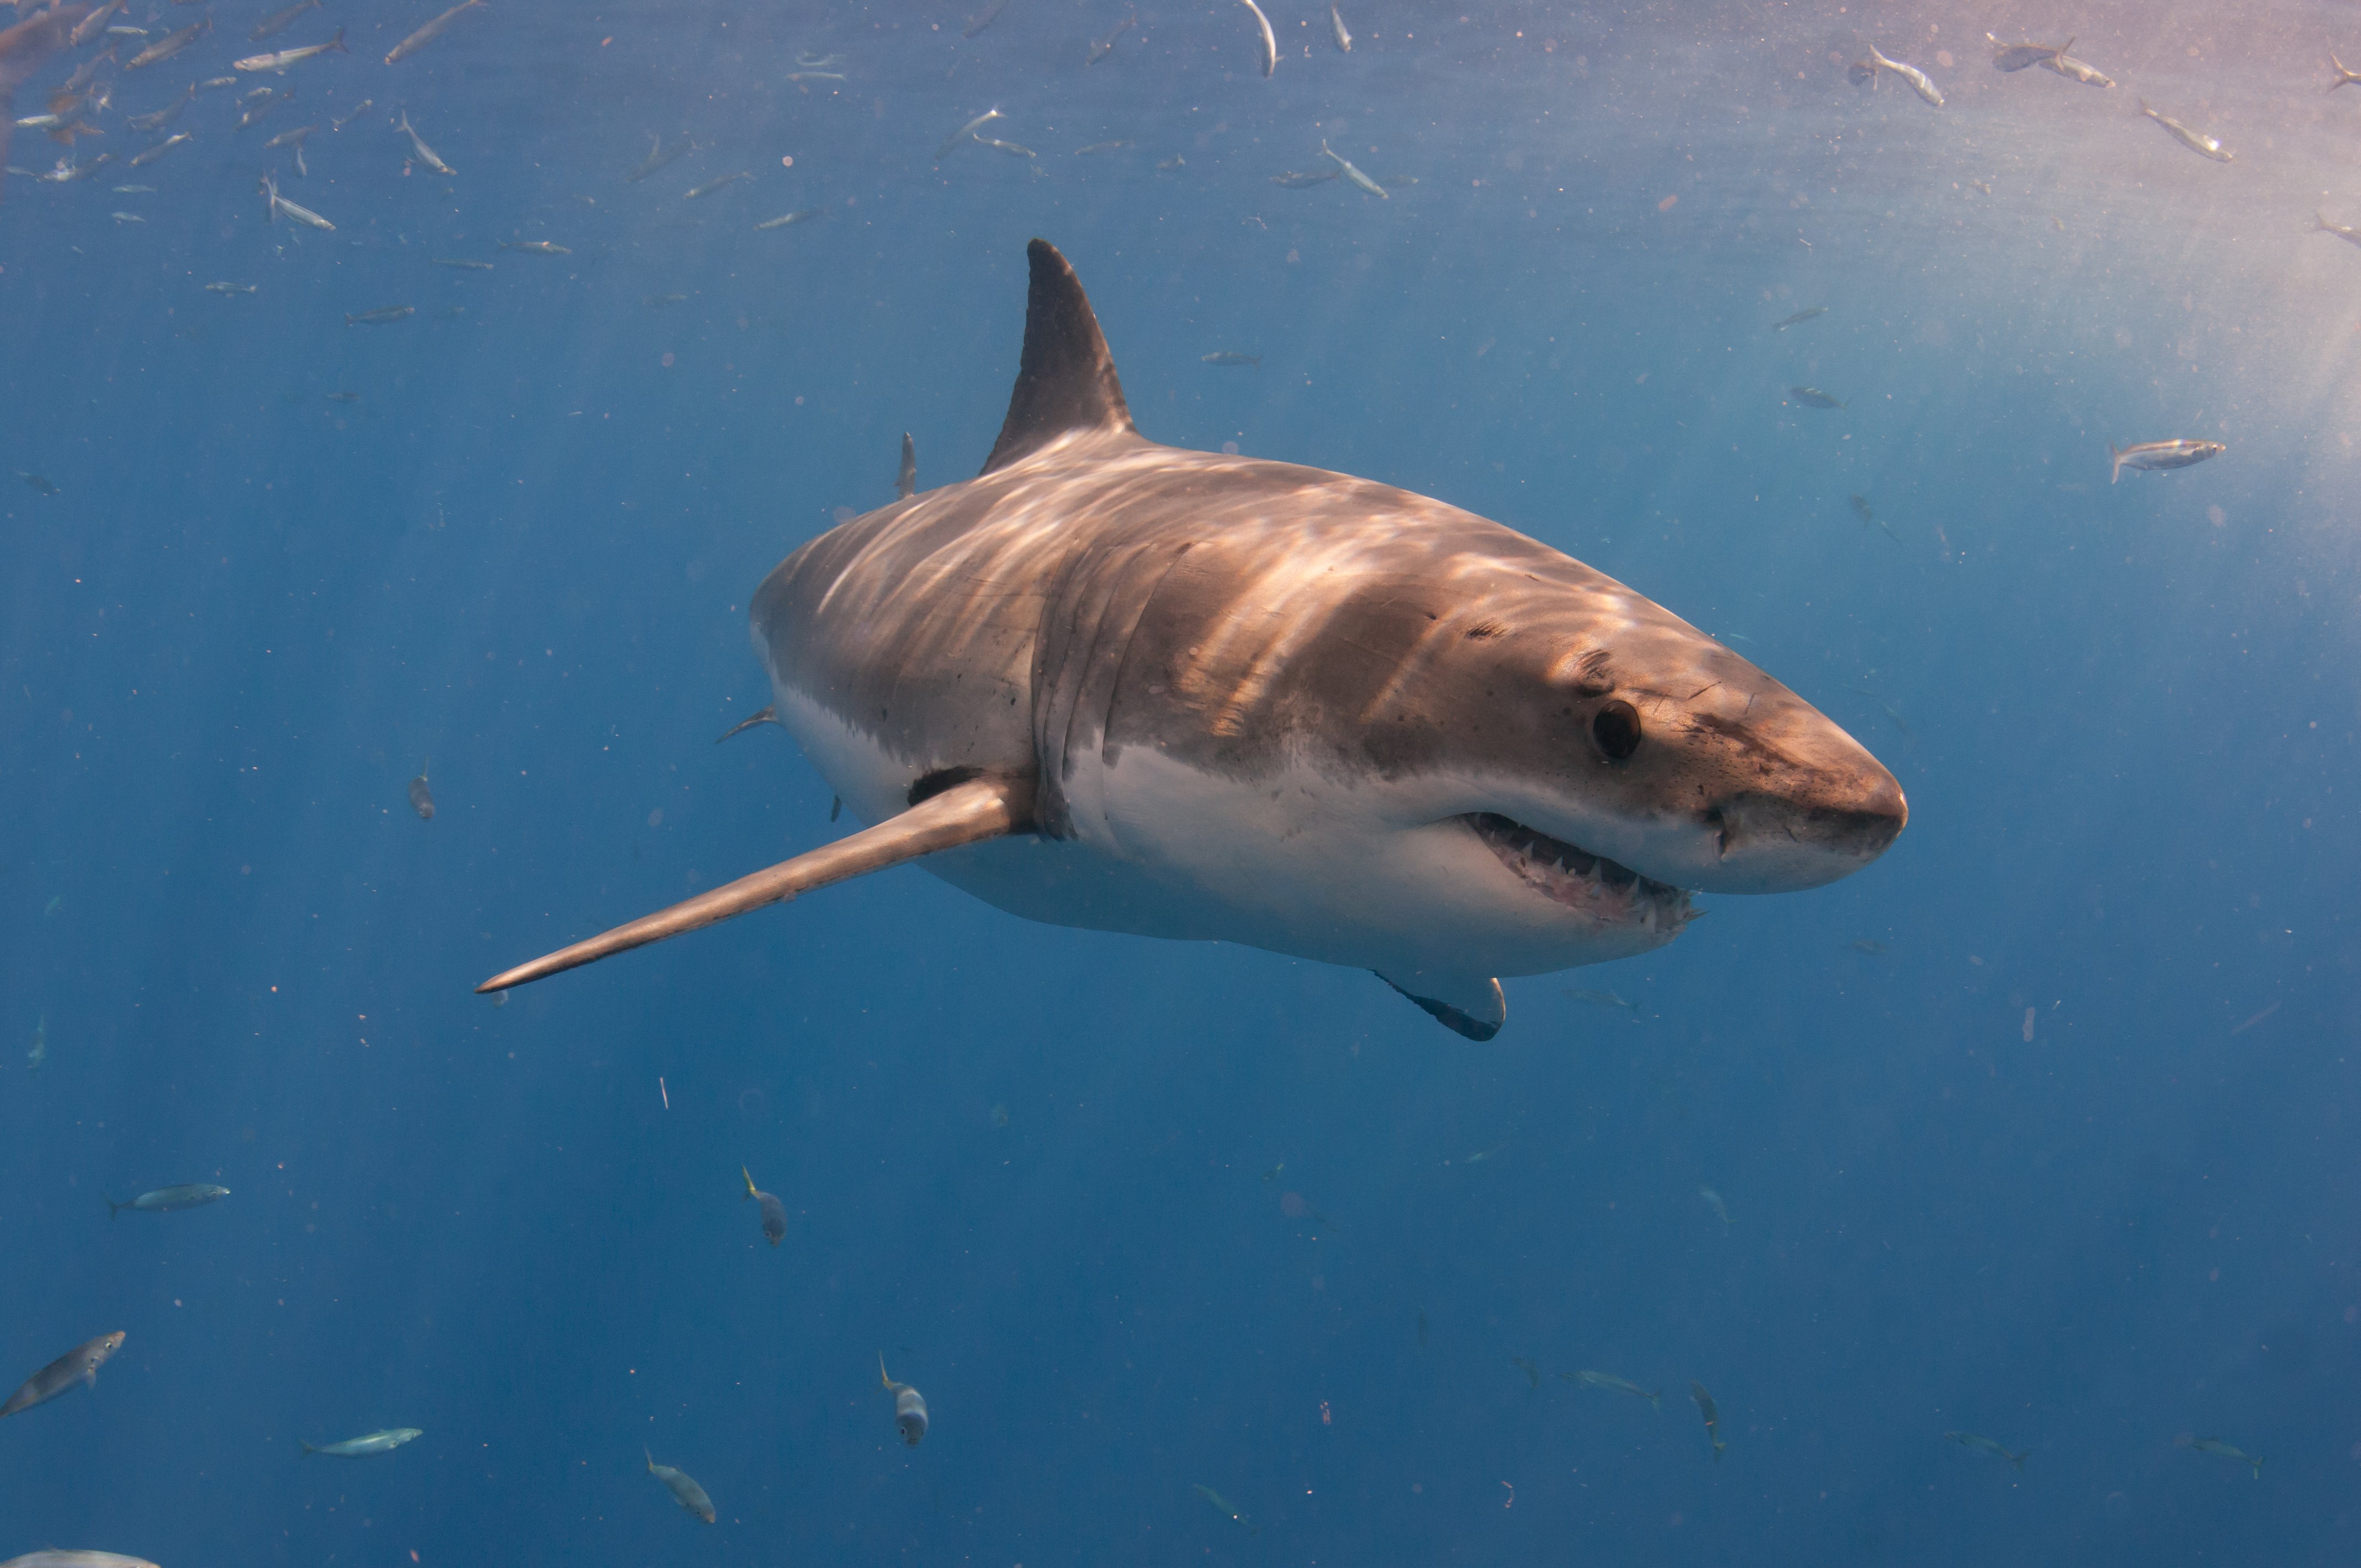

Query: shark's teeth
[{"left": 1464, "top": 812, "right": 1691, "bottom": 932}]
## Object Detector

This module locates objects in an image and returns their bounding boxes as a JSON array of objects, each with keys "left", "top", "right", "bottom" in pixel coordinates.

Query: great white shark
[{"left": 481, "top": 239, "right": 1906, "bottom": 1037}]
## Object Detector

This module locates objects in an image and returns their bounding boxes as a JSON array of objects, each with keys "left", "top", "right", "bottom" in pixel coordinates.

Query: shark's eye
[{"left": 1592, "top": 700, "right": 1642, "bottom": 760}]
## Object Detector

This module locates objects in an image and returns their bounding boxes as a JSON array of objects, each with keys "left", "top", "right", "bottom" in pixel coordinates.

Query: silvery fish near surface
[
  {"left": 935, "top": 107, "right": 1003, "bottom": 160},
  {"left": 2332, "top": 52, "right": 2361, "bottom": 91},
  {"left": 2314, "top": 213, "right": 2361, "bottom": 248},
  {"left": 1236, "top": 0, "right": 1275, "bottom": 77},
  {"left": 1945, "top": 1430, "right": 2028, "bottom": 1469},
  {"left": 645, "top": 1448, "right": 717, "bottom": 1522},
  {"left": 475, "top": 242, "right": 1904, "bottom": 1041},
  {"left": 1318, "top": 138, "right": 1385, "bottom": 197},
  {"left": 741, "top": 1166, "right": 787, "bottom": 1245},
  {"left": 2138, "top": 99, "right": 2231, "bottom": 161},
  {"left": 2108, "top": 438, "right": 2224, "bottom": 483},
  {"left": 2038, "top": 47, "right": 2111, "bottom": 88},
  {"left": 125, "top": 15, "right": 208, "bottom": 69},
  {"left": 302, "top": 1427, "right": 422, "bottom": 1456},
  {"left": 1698, "top": 1185, "right": 1732, "bottom": 1229},
  {"left": 107, "top": 1183, "right": 230, "bottom": 1217},
  {"left": 232, "top": 25, "right": 345, "bottom": 72},
  {"left": 1789, "top": 385, "right": 1844, "bottom": 409},
  {"left": 2, "top": 1332, "right": 126, "bottom": 1419},
  {"left": 880, "top": 1355, "right": 928, "bottom": 1445},
  {"left": 1986, "top": 32, "right": 2060, "bottom": 72},
  {"left": 395, "top": 109, "right": 454, "bottom": 176},
  {"left": 249, "top": 0, "right": 319, "bottom": 41},
  {"left": 1850, "top": 44, "right": 1943, "bottom": 107},
  {"left": 345, "top": 306, "right": 415, "bottom": 326},
  {"left": 0, "top": 1554, "right": 161, "bottom": 1568},
  {"left": 408, "top": 760, "right": 435, "bottom": 818},
  {"left": 754, "top": 208, "right": 821, "bottom": 231},
  {"left": 264, "top": 174, "right": 333, "bottom": 227},
  {"left": 895, "top": 431, "right": 916, "bottom": 499},
  {"left": 1690, "top": 1381, "right": 1726, "bottom": 1461},
  {"left": 1270, "top": 168, "right": 1336, "bottom": 187},
  {"left": 1329, "top": 2, "right": 1350, "bottom": 52},
  {"left": 627, "top": 132, "right": 691, "bottom": 182},
  {"left": 1201, "top": 351, "right": 1260, "bottom": 367},
  {"left": 1, "top": 6, "right": 91, "bottom": 200},
  {"left": 383, "top": 0, "right": 482, "bottom": 66},
  {"left": 124, "top": 84, "right": 192, "bottom": 132},
  {"left": 2188, "top": 1435, "right": 2262, "bottom": 1478},
  {"left": 1770, "top": 306, "right": 1825, "bottom": 330},
  {"left": 1566, "top": 1369, "right": 1661, "bottom": 1409},
  {"left": 499, "top": 238, "right": 569, "bottom": 254},
  {"left": 684, "top": 170, "right": 750, "bottom": 199},
  {"left": 1086, "top": 13, "right": 1133, "bottom": 64}
]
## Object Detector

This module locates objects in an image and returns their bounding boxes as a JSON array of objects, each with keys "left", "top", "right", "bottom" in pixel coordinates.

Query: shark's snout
[{"left": 1698, "top": 757, "right": 1907, "bottom": 894}]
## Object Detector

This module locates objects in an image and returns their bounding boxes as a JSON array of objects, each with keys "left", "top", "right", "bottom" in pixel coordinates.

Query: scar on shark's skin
[{"left": 480, "top": 241, "right": 1906, "bottom": 1037}]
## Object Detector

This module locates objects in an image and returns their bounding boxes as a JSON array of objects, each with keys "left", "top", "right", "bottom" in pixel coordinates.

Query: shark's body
[{"left": 484, "top": 241, "right": 1905, "bottom": 1036}]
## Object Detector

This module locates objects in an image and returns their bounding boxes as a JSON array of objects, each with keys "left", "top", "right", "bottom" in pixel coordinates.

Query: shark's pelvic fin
[
  {"left": 980, "top": 238, "right": 1137, "bottom": 474},
  {"left": 1375, "top": 970, "right": 1506, "bottom": 1042},
  {"left": 477, "top": 773, "right": 1035, "bottom": 993}
]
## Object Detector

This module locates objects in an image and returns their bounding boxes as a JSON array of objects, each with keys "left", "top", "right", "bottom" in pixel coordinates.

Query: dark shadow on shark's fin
[
  {"left": 980, "top": 238, "right": 1137, "bottom": 475},
  {"left": 477, "top": 774, "right": 1035, "bottom": 993},
  {"left": 1375, "top": 970, "right": 1506, "bottom": 1041}
]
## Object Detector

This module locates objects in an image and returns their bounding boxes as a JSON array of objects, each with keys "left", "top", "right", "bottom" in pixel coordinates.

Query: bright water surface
[{"left": 3, "top": 1, "right": 2356, "bottom": 1564}]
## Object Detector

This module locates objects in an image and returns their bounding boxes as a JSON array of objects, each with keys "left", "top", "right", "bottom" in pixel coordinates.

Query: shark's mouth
[{"left": 1466, "top": 812, "right": 1696, "bottom": 936}]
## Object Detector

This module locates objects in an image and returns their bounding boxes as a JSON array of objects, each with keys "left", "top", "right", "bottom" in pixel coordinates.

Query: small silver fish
[
  {"left": 498, "top": 238, "right": 570, "bottom": 254},
  {"left": 1270, "top": 168, "right": 1336, "bottom": 187},
  {"left": 1566, "top": 1370, "right": 1661, "bottom": 1410},
  {"left": 345, "top": 306, "right": 415, "bottom": 326},
  {"left": 233, "top": 26, "right": 347, "bottom": 73},
  {"left": 2108, "top": 438, "right": 2224, "bottom": 482},
  {"left": 2188, "top": 1436, "right": 2262, "bottom": 1479},
  {"left": 1201, "top": 351, "right": 1260, "bottom": 367},
  {"left": 1690, "top": 1381, "right": 1726, "bottom": 1462},
  {"left": 1562, "top": 986, "right": 1635, "bottom": 1010},
  {"left": 1789, "top": 385, "right": 1844, "bottom": 409},
  {"left": 895, "top": 431, "right": 916, "bottom": 499},
  {"left": 1852, "top": 45, "right": 1943, "bottom": 107},
  {"left": 107, "top": 1183, "right": 230, "bottom": 1217},
  {"left": 69, "top": 0, "right": 126, "bottom": 47},
  {"left": 1086, "top": 13, "right": 1134, "bottom": 64},
  {"left": 935, "top": 107, "right": 1003, "bottom": 160},
  {"left": 1985, "top": 32, "right": 2058, "bottom": 72},
  {"left": 1945, "top": 1430, "right": 2028, "bottom": 1469},
  {"left": 127, "top": 132, "right": 191, "bottom": 167},
  {"left": 264, "top": 123, "right": 315, "bottom": 149},
  {"left": 2332, "top": 52, "right": 2361, "bottom": 92},
  {"left": 113, "top": 184, "right": 158, "bottom": 194},
  {"left": 976, "top": 135, "right": 1033, "bottom": 158},
  {"left": 395, "top": 109, "right": 455, "bottom": 176},
  {"left": 1329, "top": 2, "right": 1351, "bottom": 52},
  {"left": 1318, "top": 138, "right": 1385, "bottom": 198},
  {"left": 754, "top": 208, "right": 820, "bottom": 231},
  {"left": 2313, "top": 213, "right": 2361, "bottom": 248},
  {"left": 124, "top": 85, "right": 194, "bottom": 132},
  {"left": 0, "top": 1553, "right": 161, "bottom": 1568},
  {"left": 407, "top": 759, "right": 434, "bottom": 818},
  {"left": 2, "top": 1332, "right": 125, "bottom": 1419},
  {"left": 330, "top": 98, "right": 374, "bottom": 129},
  {"left": 125, "top": 16, "right": 210, "bottom": 69},
  {"left": 2137, "top": 99, "right": 2231, "bottom": 161},
  {"left": 110, "top": 210, "right": 144, "bottom": 224},
  {"left": 683, "top": 170, "right": 750, "bottom": 199},
  {"left": 263, "top": 173, "right": 334, "bottom": 229},
  {"left": 645, "top": 1447, "right": 716, "bottom": 1522},
  {"left": 250, "top": 0, "right": 321, "bottom": 42},
  {"left": 302, "top": 1427, "right": 422, "bottom": 1456},
  {"left": 1698, "top": 1185, "right": 1732, "bottom": 1231},
  {"left": 627, "top": 133, "right": 692, "bottom": 182},
  {"left": 384, "top": 0, "right": 483, "bottom": 66},
  {"left": 2038, "top": 46, "right": 2112, "bottom": 89},
  {"left": 432, "top": 257, "right": 494, "bottom": 269},
  {"left": 25, "top": 1012, "right": 46, "bottom": 1070},
  {"left": 740, "top": 1166, "right": 787, "bottom": 1246},
  {"left": 1770, "top": 305, "right": 1825, "bottom": 330},
  {"left": 1073, "top": 139, "right": 1131, "bottom": 155},
  {"left": 879, "top": 1355, "right": 928, "bottom": 1445},
  {"left": 1236, "top": 0, "right": 1275, "bottom": 78}
]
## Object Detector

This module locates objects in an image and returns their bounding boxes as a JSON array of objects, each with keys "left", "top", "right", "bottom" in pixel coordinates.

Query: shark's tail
[{"left": 2108, "top": 443, "right": 2125, "bottom": 483}]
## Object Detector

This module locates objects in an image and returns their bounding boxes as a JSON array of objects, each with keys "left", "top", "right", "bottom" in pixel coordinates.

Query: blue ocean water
[{"left": 3, "top": 1, "right": 2355, "bottom": 1562}]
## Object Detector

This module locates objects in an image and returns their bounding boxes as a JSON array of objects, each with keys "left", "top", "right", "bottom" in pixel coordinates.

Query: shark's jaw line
[{"left": 1465, "top": 811, "right": 1696, "bottom": 937}]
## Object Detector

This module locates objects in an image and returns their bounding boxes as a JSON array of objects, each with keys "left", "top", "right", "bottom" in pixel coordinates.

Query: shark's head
[{"left": 1357, "top": 555, "right": 1905, "bottom": 955}]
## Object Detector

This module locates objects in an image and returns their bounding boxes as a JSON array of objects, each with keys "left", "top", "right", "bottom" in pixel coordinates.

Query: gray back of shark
[{"left": 481, "top": 239, "right": 1905, "bottom": 1037}]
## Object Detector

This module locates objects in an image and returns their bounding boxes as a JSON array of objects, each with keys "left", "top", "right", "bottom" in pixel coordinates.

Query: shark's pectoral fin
[
  {"left": 477, "top": 773, "right": 1035, "bottom": 993},
  {"left": 1375, "top": 969, "right": 1506, "bottom": 1041}
]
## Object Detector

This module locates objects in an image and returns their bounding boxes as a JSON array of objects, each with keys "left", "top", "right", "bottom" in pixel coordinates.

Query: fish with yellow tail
[
  {"left": 741, "top": 1166, "right": 787, "bottom": 1245},
  {"left": 879, "top": 1354, "right": 928, "bottom": 1446}
]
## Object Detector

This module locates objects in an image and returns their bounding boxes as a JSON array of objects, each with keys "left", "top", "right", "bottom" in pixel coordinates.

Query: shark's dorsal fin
[{"left": 981, "top": 238, "right": 1135, "bottom": 473}]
